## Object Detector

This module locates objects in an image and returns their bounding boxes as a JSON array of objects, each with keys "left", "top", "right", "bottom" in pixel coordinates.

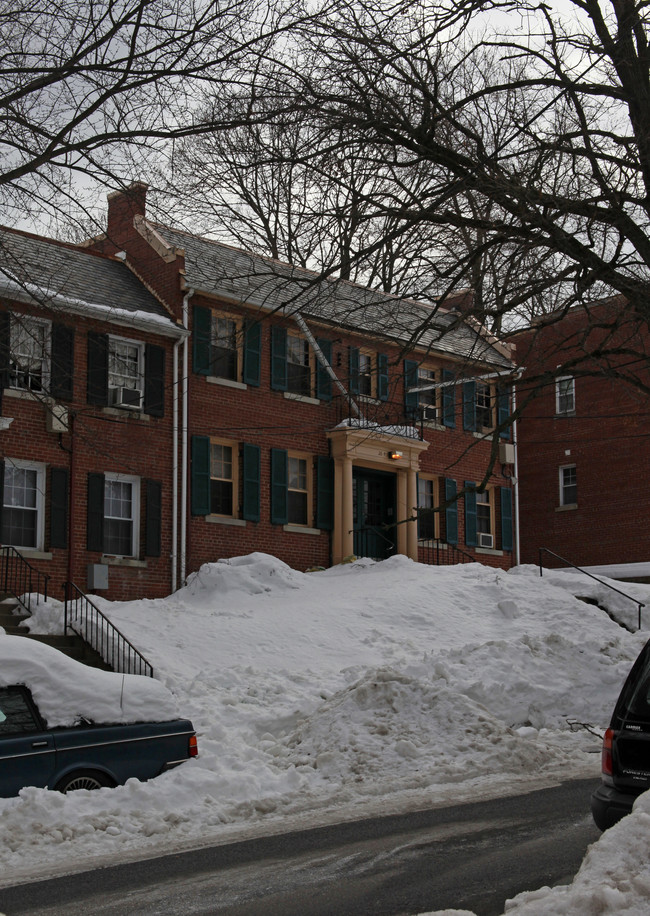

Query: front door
[{"left": 353, "top": 469, "right": 396, "bottom": 560}]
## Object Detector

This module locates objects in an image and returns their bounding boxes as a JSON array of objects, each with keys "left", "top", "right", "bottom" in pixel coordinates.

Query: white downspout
[
  {"left": 172, "top": 338, "right": 181, "bottom": 592},
  {"left": 181, "top": 289, "right": 194, "bottom": 587},
  {"left": 513, "top": 383, "right": 521, "bottom": 567}
]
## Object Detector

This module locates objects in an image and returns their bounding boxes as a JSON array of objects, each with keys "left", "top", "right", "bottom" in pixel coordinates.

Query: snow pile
[{"left": 1, "top": 554, "right": 649, "bottom": 899}]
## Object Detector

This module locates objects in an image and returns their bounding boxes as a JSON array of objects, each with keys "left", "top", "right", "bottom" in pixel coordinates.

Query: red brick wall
[
  {"left": 1, "top": 302, "right": 176, "bottom": 601},
  {"left": 515, "top": 301, "right": 650, "bottom": 567}
]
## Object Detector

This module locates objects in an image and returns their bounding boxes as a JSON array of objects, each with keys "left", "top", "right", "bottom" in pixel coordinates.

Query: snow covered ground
[{"left": 2, "top": 553, "right": 650, "bottom": 914}]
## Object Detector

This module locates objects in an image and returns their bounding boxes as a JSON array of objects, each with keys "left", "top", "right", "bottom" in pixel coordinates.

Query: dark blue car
[{"left": 0, "top": 684, "right": 197, "bottom": 795}]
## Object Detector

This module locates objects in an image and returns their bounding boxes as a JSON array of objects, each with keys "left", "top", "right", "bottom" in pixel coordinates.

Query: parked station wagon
[{"left": 0, "top": 637, "right": 197, "bottom": 796}]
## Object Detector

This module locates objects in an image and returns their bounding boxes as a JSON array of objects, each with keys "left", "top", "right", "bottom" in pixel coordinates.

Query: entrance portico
[{"left": 327, "top": 424, "right": 429, "bottom": 564}]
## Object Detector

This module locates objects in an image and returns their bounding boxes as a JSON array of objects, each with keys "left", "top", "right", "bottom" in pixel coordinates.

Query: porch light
[{"left": 388, "top": 450, "right": 403, "bottom": 460}]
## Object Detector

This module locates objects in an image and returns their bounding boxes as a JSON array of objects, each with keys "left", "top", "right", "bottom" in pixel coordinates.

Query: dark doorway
[{"left": 352, "top": 468, "right": 397, "bottom": 560}]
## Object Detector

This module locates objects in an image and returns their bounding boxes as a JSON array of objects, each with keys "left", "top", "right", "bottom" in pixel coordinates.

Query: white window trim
[
  {"left": 555, "top": 376, "right": 576, "bottom": 415},
  {"left": 103, "top": 473, "right": 140, "bottom": 558},
  {"left": 559, "top": 464, "right": 577, "bottom": 507},
  {"left": 108, "top": 335, "right": 144, "bottom": 391},
  {"left": 9, "top": 314, "right": 51, "bottom": 394},
  {"left": 2, "top": 458, "right": 46, "bottom": 551}
]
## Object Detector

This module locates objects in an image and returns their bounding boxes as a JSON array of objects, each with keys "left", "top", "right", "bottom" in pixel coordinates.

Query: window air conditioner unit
[
  {"left": 478, "top": 532, "right": 494, "bottom": 549},
  {"left": 111, "top": 386, "right": 142, "bottom": 410},
  {"left": 422, "top": 406, "right": 438, "bottom": 422}
]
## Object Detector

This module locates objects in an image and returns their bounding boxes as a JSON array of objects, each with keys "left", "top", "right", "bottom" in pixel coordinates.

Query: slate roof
[
  {"left": 0, "top": 227, "right": 173, "bottom": 324},
  {"left": 154, "top": 222, "right": 513, "bottom": 370}
]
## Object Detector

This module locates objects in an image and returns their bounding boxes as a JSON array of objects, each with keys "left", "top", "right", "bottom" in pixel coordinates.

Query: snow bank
[{"left": 1, "top": 554, "right": 649, "bottom": 896}]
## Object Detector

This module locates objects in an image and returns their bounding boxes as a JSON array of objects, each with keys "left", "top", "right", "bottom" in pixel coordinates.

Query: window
[
  {"left": 210, "top": 441, "right": 236, "bottom": 516},
  {"left": 556, "top": 376, "right": 575, "bottom": 415},
  {"left": 463, "top": 380, "right": 496, "bottom": 432},
  {"left": 560, "top": 465, "right": 577, "bottom": 506},
  {"left": 476, "top": 489, "right": 492, "bottom": 536},
  {"left": 287, "top": 334, "right": 312, "bottom": 397},
  {"left": 358, "top": 351, "right": 374, "bottom": 397},
  {"left": 288, "top": 455, "right": 310, "bottom": 525},
  {"left": 1, "top": 460, "right": 45, "bottom": 550},
  {"left": 109, "top": 337, "right": 143, "bottom": 392},
  {"left": 211, "top": 314, "right": 239, "bottom": 381},
  {"left": 417, "top": 476, "right": 438, "bottom": 539},
  {"left": 475, "top": 382, "right": 494, "bottom": 429},
  {"left": 0, "top": 688, "right": 41, "bottom": 735},
  {"left": 103, "top": 474, "right": 140, "bottom": 556},
  {"left": 9, "top": 316, "right": 49, "bottom": 392},
  {"left": 418, "top": 368, "right": 438, "bottom": 421}
]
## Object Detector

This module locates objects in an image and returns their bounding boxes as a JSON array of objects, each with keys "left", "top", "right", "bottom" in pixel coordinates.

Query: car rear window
[{"left": 0, "top": 687, "right": 42, "bottom": 735}]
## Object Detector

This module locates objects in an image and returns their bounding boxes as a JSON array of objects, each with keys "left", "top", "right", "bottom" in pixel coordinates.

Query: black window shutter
[
  {"left": 193, "top": 305, "right": 211, "bottom": 375},
  {"left": 145, "top": 480, "right": 162, "bottom": 556},
  {"left": 464, "top": 482, "right": 477, "bottom": 547},
  {"left": 50, "top": 467, "right": 69, "bottom": 549},
  {"left": 87, "top": 332, "right": 109, "bottom": 406},
  {"left": 316, "top": 456, "right": 334, "bottom": 530},
  {"left": 404, "top": 360, "right": 419, "bottom": 415},
  {"left": 501, "top": 487, "right": 513, "bottom": 551},
  {"left": 0, "top": 459, "right": 4, "bottom": 537},
  {"left": 243, "top": 321, "right": 262, "bottom": 387},
  {"left": 51, "top": 324, "right": 75, "bottom": 401},
  {"left": 498, "top": 387, "right": 511, "bottom": 439},
  {"left": 377, "top": 353, "right": 389, "bottom": 401},
  {"left": 87, "top": 473, "right": 105, "bottom": 551},
  {"left": 270, "top": 448, "right": 288, "bottom": 524},
  {"left": 463, "top": 381, "right": 477, "bottom": 431},
  {"left": 315, "top": 338, "right": 333, "bottom": 401},
  {"left": 442, "top": 370, "right": 456, "bottom": 428},
  {"left": 270, "top": 327, "right": 287, "bottom": 391},
  {"left": 191, "top": 436, "right": 211, "bottom": 515},
  {"left": 144, "top": 344, "right": 165, "bottom": 417},
  {"left": 444, "top": 478, "right": 458, "bottom": 545},
  {"left": 0, "top": 311, "right": 9, "bottom": 410},
  {"left": 242, "top": 443, "right": 261, "bottom": 522},
  {"left": 349, "top": 347, "right": 360, "bottom": 394}
]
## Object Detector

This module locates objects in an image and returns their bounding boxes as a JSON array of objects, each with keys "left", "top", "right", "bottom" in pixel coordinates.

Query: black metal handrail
[
  {"left": 539, "top": 548, "right": 645, "bottom": 630},
  {"left": 64, "top": 581, "right": 154, "bottom": 677},
  {"left": 0, "top": 545, "right": 49, "bottom": 614},
  {"left": 418, "top": 538, "right": 476, "bottom": 566}
]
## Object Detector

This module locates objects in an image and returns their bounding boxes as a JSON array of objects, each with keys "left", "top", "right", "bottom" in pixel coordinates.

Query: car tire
[{"left": 55, "top": 770, "right": 113, "bottom": 793}]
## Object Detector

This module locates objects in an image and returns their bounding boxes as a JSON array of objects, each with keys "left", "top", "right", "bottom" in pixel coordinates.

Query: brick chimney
[{"left": 106, "top": 181, "right": 148, "bottom": 248}]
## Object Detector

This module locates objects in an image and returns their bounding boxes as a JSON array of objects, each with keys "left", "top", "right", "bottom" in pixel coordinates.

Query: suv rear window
[{"left": 617, "top": 648, "right": 650, "bottom": 721}]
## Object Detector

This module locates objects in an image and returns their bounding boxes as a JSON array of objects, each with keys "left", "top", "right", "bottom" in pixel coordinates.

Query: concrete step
[{"left": 2, "top": 615, "right": 113, "bottom": 671}]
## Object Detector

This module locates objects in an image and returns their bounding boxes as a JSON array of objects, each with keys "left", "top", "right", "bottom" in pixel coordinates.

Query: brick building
[
  {"left": 0, "top": 225, "right": 186, "bottom": 600},
  {"left": 1, "top": 182, "right": 519, "bottom": 600},
  {"left": 515, "top": 298, "right": 650, "bottom": 572}
]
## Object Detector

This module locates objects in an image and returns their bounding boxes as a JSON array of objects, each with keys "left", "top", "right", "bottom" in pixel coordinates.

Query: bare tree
[
  {"left": 242, "top": 0, "right": 650, "bottom": 342},
  {"left": 0, "top": 0, "right": 310, "bottom": 233}
]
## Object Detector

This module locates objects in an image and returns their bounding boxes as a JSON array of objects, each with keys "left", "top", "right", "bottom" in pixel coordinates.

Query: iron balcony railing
[
  {"left": 0, "top": 545, "right": 49, "bottom": 613},
  {"left": 418, "top": 539, "right": 476, "bottom": 566},
  {"left": 64, "top": 581, "right": 154, "bottom": 677},
  {"left": 538, "top": 547, "right": 645, "bottom": 630}
]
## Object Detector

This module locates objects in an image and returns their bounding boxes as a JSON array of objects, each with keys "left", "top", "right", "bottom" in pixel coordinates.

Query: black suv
[{"left": 592, "top": 638, "right": 650, "bottom": 829}]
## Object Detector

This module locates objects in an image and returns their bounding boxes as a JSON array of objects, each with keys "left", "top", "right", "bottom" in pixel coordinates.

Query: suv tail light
[
  {"left": 189, "top": 735, "right": 198, "bottom": 758},
  {"left": 602, "top": 728, "right": 614, "bottom": 776}
]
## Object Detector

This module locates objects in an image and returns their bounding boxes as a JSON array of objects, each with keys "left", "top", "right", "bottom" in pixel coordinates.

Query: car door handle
[{"left": 31, "top": 740, "right": 49, "bottom": 748}]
